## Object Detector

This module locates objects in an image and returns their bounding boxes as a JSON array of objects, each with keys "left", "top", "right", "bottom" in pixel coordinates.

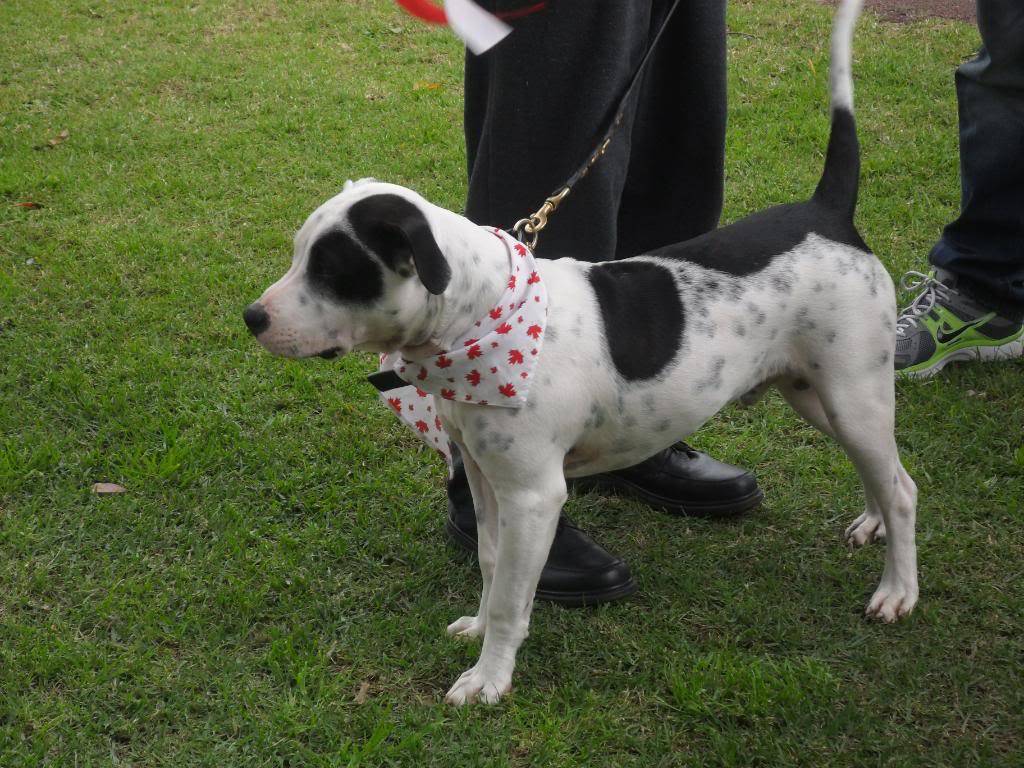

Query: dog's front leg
[
  {"left": 445, "top": 462, "right": 567, "bottom": 705},
  {"left": 446, "top": 446, "right": 497, "bottom": 640}
]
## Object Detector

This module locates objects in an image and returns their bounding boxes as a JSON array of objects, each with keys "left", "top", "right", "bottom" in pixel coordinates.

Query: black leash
[{"left": 512, "top": 0, "right": 683, "bottom": 248}]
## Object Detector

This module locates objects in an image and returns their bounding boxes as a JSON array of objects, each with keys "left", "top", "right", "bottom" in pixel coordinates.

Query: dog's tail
[{"left": 812, "top": 0, "right": 864, "bottom": 219}]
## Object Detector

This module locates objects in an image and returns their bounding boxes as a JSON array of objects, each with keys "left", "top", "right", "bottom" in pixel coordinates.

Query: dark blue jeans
[{"left": 929, "top": 0, "right": 1024, "bottom": 321}]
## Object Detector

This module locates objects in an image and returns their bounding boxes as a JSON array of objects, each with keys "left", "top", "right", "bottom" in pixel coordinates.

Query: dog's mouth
[{"left": 316, "top": 346, "right": 344, "bottom": 359}]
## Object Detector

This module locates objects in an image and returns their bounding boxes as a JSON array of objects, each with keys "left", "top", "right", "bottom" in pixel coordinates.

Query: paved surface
[{"left": 830, "top": 0, "right": 976, "bottom": 22}]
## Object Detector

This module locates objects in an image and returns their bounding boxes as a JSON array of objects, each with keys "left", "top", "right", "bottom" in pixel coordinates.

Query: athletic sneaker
[{"left": 894, "top": 269, "right": 1024, "bottom": 378}]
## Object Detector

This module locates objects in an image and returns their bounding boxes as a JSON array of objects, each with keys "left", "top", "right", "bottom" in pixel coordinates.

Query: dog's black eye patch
[
  {"left": 306, "top": 229, "right": 383, "bottom": 304},
  {"left": 588, "top": 261, "right": 684, "bottom": 381}
]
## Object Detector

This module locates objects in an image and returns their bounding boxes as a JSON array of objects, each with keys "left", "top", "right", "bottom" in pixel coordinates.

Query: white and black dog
[{"left": 246, "top": 0, "right": 917, "bottom": 705}]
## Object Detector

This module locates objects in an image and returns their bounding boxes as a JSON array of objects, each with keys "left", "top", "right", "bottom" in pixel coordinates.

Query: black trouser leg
[
  {"left": 465, "top": 0, "right": 727, "bottom": 261},
  {"left": 616, "top": 0, "right": 727, "bottom": 257},
  {"left": 929, "top": 0, "right": 1024, "bottom": 320}
]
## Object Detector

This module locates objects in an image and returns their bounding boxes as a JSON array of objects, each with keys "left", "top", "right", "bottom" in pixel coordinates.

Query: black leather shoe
[
  {"left": 572, "top": 442, "right": 763, "bottom": 517},
  {"left": 446, "top": 447, "right": 637, "bottom": 607}
]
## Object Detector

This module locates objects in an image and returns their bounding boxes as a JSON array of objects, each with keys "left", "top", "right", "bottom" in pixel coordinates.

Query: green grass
[{"left": 2, "top": 0, "right": 1022, "bottom": 764}]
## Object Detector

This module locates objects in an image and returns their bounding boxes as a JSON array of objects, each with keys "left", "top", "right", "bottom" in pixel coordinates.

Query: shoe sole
[
  {"left": 444, "top": 518, "right": 639, "bottom": 608},
  {"left": 569, "top": 474, "right": 765, "bottom": 518},
  {"left": 899, "top": 335, "right": 1024, "bottom": 379}
]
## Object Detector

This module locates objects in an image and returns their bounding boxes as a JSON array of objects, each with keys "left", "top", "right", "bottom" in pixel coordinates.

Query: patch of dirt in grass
[{"left": 825, "top": 0, "right": 975, "bottom": 22}]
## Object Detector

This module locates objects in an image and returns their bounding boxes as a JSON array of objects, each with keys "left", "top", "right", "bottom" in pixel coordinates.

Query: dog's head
[{"left": 244, "top": 180, "right": 451, "bottom": 359}]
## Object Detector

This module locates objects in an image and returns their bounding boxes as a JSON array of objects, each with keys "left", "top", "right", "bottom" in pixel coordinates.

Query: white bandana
[{"left": 374, "top": 228, "right": 548, "bottom": 462}]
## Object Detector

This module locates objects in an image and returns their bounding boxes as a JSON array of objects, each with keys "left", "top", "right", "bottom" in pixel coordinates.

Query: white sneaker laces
[{"left": 895, "top": 271, "right": 951, "bottom": 337}]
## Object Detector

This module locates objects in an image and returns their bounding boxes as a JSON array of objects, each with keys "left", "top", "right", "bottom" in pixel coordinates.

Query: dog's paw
[
  {"left": 845, "top": 512, "right": 886, "bottom": 547},
  {"left": 445, "top": 665, "right": 511, "bottom": 706},
  {"left": 446, "top": 615, "right": 485, "bottom": 640},
  {"left": 865, "top": 581, "right": 918, "bottom": 623}
]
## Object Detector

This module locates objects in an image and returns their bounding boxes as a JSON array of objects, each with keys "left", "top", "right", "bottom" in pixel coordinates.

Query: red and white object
[
  {"left": 395, "top": 0, "right": 511, "bottom": 54},
  {"left": 378, "top": 228, "right": 548, "bottom": 460}
]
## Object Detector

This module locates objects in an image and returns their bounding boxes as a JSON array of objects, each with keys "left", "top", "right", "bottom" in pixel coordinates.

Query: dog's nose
[{"left": 243, "top": 302, "right": 271, "bottom": 336}]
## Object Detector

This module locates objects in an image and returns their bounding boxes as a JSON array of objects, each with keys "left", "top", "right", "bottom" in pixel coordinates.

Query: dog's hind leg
[
  {"left": 445, "top": 455, "right": 567, "bottom": 705},
  {"left": 778, "top": 377, "right": 886, "bottom": 546},
  {"left": 446, "top": 446, "right": 497, "bottom": 641},
  {"left": 812, "top": 373, "right": 918, "bottom": 622}
]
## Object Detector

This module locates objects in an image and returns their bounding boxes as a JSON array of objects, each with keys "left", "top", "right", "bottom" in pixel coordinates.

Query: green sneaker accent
[{"left": 894, "top": 271, "right": 1024, "bottom": 379}]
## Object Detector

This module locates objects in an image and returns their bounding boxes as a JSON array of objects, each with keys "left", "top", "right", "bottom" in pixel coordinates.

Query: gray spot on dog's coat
[
  {"left": 771, "top": 275, "right": 793, "bottom": 294},
  {"left": 695, "top": 356, "right": 726, "bottom": 392},
  {"left": 585, "top": 403, "right": 607, "bottom": 430}
]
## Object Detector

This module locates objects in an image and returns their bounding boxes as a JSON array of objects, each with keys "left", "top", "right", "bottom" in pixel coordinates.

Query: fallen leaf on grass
[
  {"left": 355, "top": 681, "right": 370, "bottom": 704},
  {"left": 413, "top": 81, "right": 442, "bottom": 91},
  {"left": 13, "top": 201, "right": 43, "bottom": 209},
  {"left": 46, "top": 129, "right": 70, "bottom": 148},
  {"left": 91, "top": 482, "right": 127, "bottom": 494}
]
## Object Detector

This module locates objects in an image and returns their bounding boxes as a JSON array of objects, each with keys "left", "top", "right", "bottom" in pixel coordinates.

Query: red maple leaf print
[
  {"left": 507, "top": 349, "right": 524, "bottom": 365},
  {"left": 526, "top": 324, "right": 542, "bottom": 340},
  {"left": 466, "top": 369, "right": 481, "bottom": 386},
  {"left": 388, "top": 397, "right": 402, "bottom": 413},
  {"left": 462, "top": 338, "right": 478, "bottom": 347},
  {"left": 467, "top": 344, "right": 482, "bottom": 359},
  {"left": 415, "top": 388, "right": 428, "bottom": 398},
  {"left": 496, "top": 322, "right": 512, "bottom": 334},
  {"left": 490, "top": 366, "right": 498, "bottom": 374},
  {"left": 514, "top": 243, "right": 527, "bottom": 256},
  {"left": 520, "top": 372, "right": 529, "bottom": 379},
  {"left": 435, "top": 416, "right": 443, "bottom": 431},
  {"left": 417, "top": 367, "right": 428, "bottom": 381},
  {"left": 478, "top": 400, "right": 488, "bottom": 405},
  {"left": 507, "top": 275, "right": 517, "bottom": 290},
  {"left": 489, "top": 307, "right": 503, "bottom": 320},
  {"left": 498, "top": 383, "right": 517, "bottom": 398},
  {"left": 415, "top": 420, "right": 429, "bottom": 433},
  {"left": 491, "top": 341, "right": 499, "bottom": 348},
  {"left": 527, "top": 271, "right": 540, "bottom": 285},
  {"left": 441, "top": 388, "right": 456, "bottom": 400},
  {"left": 436, "top": 354, "right": 453, "bottom": 369}
]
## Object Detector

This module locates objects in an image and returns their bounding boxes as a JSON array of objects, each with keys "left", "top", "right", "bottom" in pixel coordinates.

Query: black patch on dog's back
[
  {"left": 587, "top": 261, "right": 683, "bottom": 381},
  {"left": 306, "top": 229, "right": 383, "bottom": 304},
  {"left": 648, "top": 201, "right": 869, "bottom": 276}
]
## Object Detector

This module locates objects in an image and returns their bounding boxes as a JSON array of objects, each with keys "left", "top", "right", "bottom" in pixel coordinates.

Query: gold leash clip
[{"left": 513, "top": 187, "right": 570, "bottom": 249}]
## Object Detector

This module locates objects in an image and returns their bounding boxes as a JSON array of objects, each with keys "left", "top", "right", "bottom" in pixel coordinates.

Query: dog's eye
[{"left": 306, "top": 230, "right": 383, "bottom": 304}]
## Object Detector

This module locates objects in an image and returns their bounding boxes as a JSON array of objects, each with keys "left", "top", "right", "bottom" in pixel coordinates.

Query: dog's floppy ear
[{"left": 348, "top": 193, "right": 451, "bottom": 295}]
